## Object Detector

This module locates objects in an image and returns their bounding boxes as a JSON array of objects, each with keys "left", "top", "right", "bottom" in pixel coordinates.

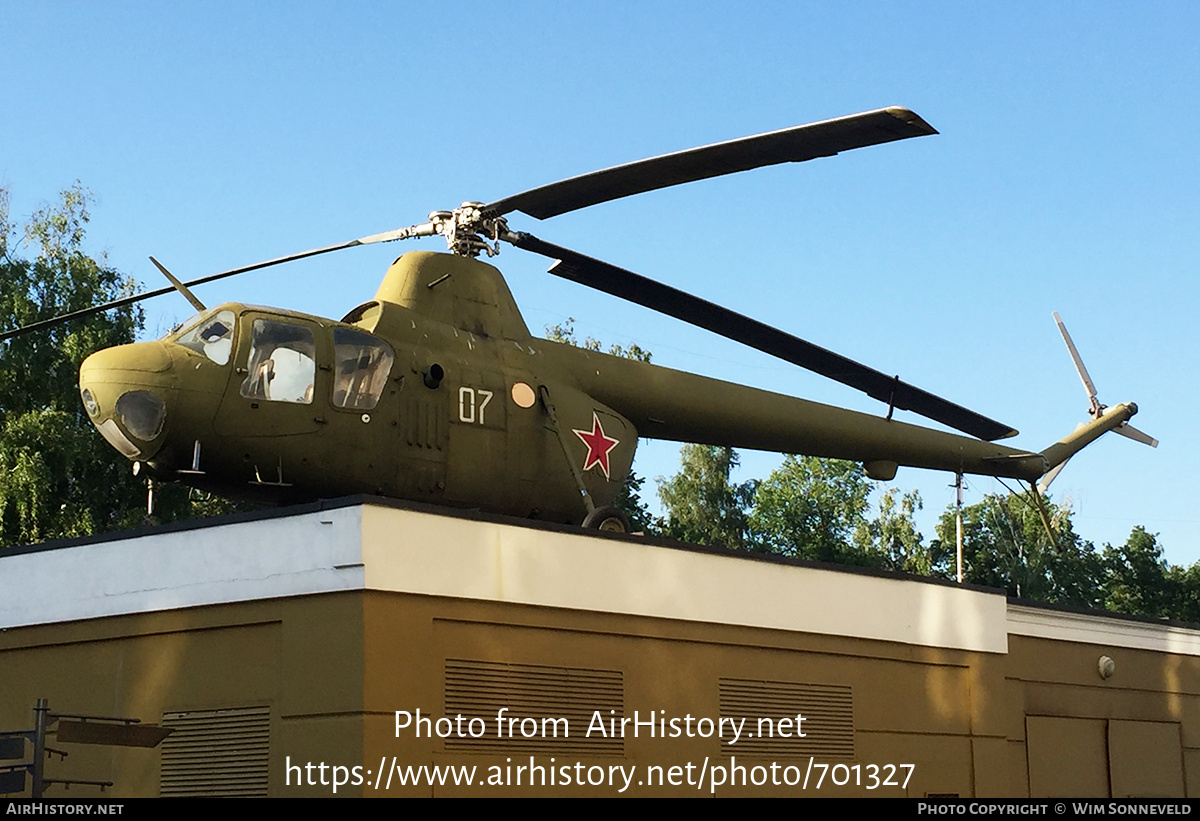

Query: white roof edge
[
  {"left": 4, "top": 501, "right": 1009, "bottom": 654},
  {"left": 1007, "top": 603, "right": 1200, "bottom": 656},
  {"left": 0, "top": 506, "right": 367, "bottom": 628}
]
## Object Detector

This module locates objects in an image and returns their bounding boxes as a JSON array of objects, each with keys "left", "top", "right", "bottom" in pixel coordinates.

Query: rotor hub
[{"left": 431, "top": 202, "right": 509, "bottom": 258}]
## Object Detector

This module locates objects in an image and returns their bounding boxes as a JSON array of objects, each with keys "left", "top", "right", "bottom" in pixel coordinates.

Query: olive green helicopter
[{"left": 6, "top": 107, "right": 1155, "bottom": 532}]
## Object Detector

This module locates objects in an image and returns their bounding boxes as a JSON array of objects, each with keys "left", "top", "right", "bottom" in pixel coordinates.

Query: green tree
[
  {"left": 0, "top": 184, "right": 152, "bottom": 543},
  {"left": 748, "top": 458, "right": 950, "bottom": 573},
  {"left": 545, "top": 318, "right": 654, "bottom": 531},
  {"left": 663, "top": 450, "right": 949, "bottom": 573},
  {"left": 932, "top": 493, "right": 1103, "bottom": 607},
  {"left": 611, "top": 470, "right": 656, "bottom": 534},
  {"left": 1167, "top": 561, "right": 1200, "bottom": 623},
  {"left": 748, "top": 456, "right": 872, "bottom": 563},
  {"left": 1102, "top": 527, "right": 1173, "bottom": 618},
  {"left": 0, "top": 184, "right": 237, "bottom": 546},
  {"left": 658, "top": 444, "right": 757, "bottom": 549},
  {"left": 1098, "top": 529, "right": 1200, "bottom": 622},
  {"left": 860, "top": 488, "right": 950, "bottom": 576},
  {"left": 0, "top": 185, "right": 142, "bottom": 420}
]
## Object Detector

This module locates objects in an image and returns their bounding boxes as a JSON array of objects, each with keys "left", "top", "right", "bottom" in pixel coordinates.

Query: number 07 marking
[{"left": 458, "top": 387, "right": 494, "bottom": 425}]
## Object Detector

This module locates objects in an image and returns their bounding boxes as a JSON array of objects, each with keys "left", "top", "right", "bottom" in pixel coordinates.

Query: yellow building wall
[{"left": 1, "top": 503, "right": 1197, "bottom": 798}]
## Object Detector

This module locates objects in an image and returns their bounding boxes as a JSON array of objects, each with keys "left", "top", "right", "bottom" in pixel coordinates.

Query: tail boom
[{"left": 1038, "top": 402, "right": 1138, "bottom": 475}]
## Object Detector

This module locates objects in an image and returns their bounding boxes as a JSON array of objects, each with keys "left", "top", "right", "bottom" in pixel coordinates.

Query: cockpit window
[
  {"left": 240, "top": 319, "right": 316, "bottom": 404},
  {"left": 332, "top": 328, "right": 394, "bottom": 410},
  {"left": 175, "top": 310, "right": 235, "bottom": 365},
  {"left": 166, "top": 311, "right": 204, "bottom": 340}
]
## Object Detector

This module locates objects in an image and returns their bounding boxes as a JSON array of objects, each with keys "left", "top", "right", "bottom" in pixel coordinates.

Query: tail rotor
[{"left": 1038, "top": 312, "right": 1157, "bottom": 493}]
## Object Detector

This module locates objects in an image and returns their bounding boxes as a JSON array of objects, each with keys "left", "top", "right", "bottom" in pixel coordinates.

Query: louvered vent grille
[
  {"left": 444, "top": 659, "right": 624, "bottom": 755},
  {"left": 159, "top": 706, "right": 270, "bottom": 797},
  {"left": 719, "top": 679, "right": 854, "bottom": 759}
]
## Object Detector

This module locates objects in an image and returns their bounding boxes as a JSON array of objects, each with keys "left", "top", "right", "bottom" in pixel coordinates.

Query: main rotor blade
[
  {"left": 484, "top": 107, "right": 936, "bottom": 220},
  {"left": 149, "top": 256, "right": 206, "bottom": 312},
  {"left": 511, "top": 230, "right": 1017, "bottom": 441},
  {"left": 0, "top": 229, "right": 424, "bottom": 342},
  {"left": 511, "top": 232, "right": 1018, "bottom": 441}
]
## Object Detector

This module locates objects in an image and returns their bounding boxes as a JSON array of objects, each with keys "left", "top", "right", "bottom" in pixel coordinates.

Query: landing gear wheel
[{"left": 582, "top": 506, "right": 631, "bottom": 534}]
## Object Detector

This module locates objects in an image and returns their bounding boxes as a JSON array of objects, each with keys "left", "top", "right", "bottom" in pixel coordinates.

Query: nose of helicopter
[{"left": 79, "top": 342, "right": 175, "bottom": 461}]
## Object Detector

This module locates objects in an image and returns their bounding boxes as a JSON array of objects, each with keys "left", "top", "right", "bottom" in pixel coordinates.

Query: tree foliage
[
  {"left": 658, "top": 445, "right": 757, "bottom": 549},
  {"left": 0, "top": 184, "right": 152, "bottom": 543},
  {"left": 748, "top": 456, "right": 871, "bottom": 562},
  {"left": 932, "top": 493, "right": 1103, "bottom": 608},
  {"left": 0, "top": 184, "right": 235, "bottom": 546},
  {"left": 1167, "top": 561, "right": 1200, "bottom": 624},
  {"left": 0, "top": 185, "right": 143, "bottom": 418},
  {"left": 862, "top": 487, "right": 949, "bottom": 576},
  {"left": 661, "top": 451, "right": 942, "bottom": 574},
  {"left": 1102, "top": 527, "right": 1176, "bottom": 619},
  {"left": 611, "top": 470, "right": 656, "bottom": 534}
]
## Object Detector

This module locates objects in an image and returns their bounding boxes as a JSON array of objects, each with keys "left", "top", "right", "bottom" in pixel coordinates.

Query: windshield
[{"left": 173, "top": 310, "right": 235, "bottom": 365}]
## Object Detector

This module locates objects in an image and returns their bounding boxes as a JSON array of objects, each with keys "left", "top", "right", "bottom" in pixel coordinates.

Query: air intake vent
[
  {"left": 160, "top": 706, "right": 270, "bottom": 797},
  {"left": 719, "top": 679, "right": 854, "bottom": 759},
  {"left": 444, "top": 659, "right": 623, "bottom": 756}
]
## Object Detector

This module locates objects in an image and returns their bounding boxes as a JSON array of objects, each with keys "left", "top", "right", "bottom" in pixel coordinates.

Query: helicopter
[{"left": 9, "top": 107, "right": 1153, "bottom": 533}]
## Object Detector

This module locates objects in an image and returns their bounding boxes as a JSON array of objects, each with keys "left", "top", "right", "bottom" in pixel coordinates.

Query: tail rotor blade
[
  {"left": 1050, "top": 312, "right": 1157, "bottom": 449},
  {"left": 1037, "top": 457, "right": 1070, "bottom": 495},
  {"left": 1053, "top": 311, "right": 1101, "bottom": 414},
  {"left": 1116, "top": 423, "right": 1159, "bottom": 448}
]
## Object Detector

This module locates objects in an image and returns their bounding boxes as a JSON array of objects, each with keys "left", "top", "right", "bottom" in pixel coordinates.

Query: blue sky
[{"left": 3, "top": 2, "right": 1196, "bottom": 564}]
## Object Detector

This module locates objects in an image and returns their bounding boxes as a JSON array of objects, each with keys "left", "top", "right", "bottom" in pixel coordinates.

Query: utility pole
[{"left": 955, "top": 472, "right": 964, "bottom": 584}]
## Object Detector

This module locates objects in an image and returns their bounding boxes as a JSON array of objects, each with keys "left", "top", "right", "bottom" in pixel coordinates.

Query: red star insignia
[{"left": 573, "top": 412, "right": 620, "bottom": 480}]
